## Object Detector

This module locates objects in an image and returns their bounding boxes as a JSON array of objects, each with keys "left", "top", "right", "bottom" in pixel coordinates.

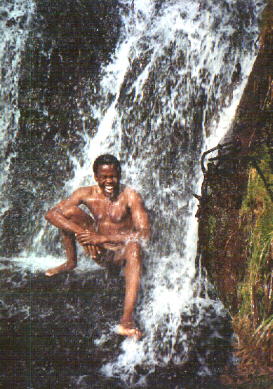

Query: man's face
[{"left": 95, "top": 164, "right": 120, "bottom": 199}]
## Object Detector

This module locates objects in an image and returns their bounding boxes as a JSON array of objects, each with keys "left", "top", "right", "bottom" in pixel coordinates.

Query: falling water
[
  {"left": 0, "top": 0, "right": 265, "bottom": 386},
  {"left": 0, "top": 0, "right": 35, "bottom": 219},
  {"left": 79, "top": 0, "right": 263, "bottom": 382}
]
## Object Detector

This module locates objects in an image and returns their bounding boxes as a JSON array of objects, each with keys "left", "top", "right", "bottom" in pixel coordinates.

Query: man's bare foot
[
  {"left": 45, "top": 262, "right": 76, "bottom": 277},
  {"left": 116, "top": 321, "right": 142, "bottom": 340}
]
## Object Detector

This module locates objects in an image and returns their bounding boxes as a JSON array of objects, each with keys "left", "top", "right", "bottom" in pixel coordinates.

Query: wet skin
[{"left": 44, "top": 164, "right": 150, "bottom": 339}]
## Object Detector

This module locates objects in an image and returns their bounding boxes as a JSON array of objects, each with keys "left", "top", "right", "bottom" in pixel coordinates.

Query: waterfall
[
  {"left": 0, "top": 0, "right": 35, "bottom": 219},
  {"left": 85, "top": 0, "right": 263, "bottom": 381},
  {"left": 0, "top": 0, "right": 264, "bottom": 386}
]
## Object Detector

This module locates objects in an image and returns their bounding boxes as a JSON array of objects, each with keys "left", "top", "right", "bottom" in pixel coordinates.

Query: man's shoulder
[
  {"left": 122, "top": 185, "right": 143, "bottom": 201},
  {"left": 73, "top": 185, "right": 98, "bottom": 198},
  {"left": 122, "top": 185, "right": 137, "bottom": 194}
]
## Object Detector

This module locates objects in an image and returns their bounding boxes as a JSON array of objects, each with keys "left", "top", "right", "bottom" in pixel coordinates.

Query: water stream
[
  {"left": 0, "top": 0, "right": 35, "bottom": 219},
  {"left": 0, "top": 0, "right": 264, "bottom": 387}
]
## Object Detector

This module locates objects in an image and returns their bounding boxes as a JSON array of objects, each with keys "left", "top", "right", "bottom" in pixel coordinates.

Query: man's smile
[{"left": 104, "top": 185, "right": 115, "bottom": 194}]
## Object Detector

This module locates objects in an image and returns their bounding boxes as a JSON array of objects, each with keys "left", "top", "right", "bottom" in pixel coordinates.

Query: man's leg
[
  {"left": 45, "top": 206, "right": 94, "bottom": 276},
  {"left": 115, "top": 242, "right": 143, "bottom": 339}
]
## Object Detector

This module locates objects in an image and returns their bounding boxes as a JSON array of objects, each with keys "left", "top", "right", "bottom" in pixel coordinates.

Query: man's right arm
[{"left": 44, "top": 188, "right": 87, "bottom": 234}]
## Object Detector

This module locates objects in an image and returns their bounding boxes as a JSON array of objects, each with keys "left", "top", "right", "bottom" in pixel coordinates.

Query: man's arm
[
  {"left": 76, "top": 189, "right": 150, "bottom": 246},
  {"left": 127, "top": 189, "right": 151, "bottom": 242},
  {"left": 45, "top": 188, "right": 88, "bottom": 234},
  {"left": 45, "top": 187, "right": 101, "bottom": 258}
]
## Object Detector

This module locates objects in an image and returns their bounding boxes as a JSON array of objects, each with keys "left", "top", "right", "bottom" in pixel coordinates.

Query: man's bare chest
[{"left": 83, "top": 197, "right": 130, "bottom": 223}]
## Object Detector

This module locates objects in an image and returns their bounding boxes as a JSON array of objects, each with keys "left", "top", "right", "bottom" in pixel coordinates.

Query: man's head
[
  {"left": 93, "top": 154, "right": 121, "bottom": 176},
  {"left": 93, "top": 154, "right": 121, "bottom": 199}
]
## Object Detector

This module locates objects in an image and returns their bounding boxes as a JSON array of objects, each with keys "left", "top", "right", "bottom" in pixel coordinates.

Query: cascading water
[
  {"left": 0, "top": 0, "right": 265, "bottom": 387},
  {"left": 0, "top": 0, "right": 35, "bottom": 220},
  {"left": 83, "top": 0, "right": 263, "bottom": 382}
]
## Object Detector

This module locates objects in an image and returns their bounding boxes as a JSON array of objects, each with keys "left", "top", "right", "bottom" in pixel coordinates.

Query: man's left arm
[{"left": 128, "top": 190, "right": 150, "bottom": 242}]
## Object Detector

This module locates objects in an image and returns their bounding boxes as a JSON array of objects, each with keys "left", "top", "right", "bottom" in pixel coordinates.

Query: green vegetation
[{"left": 235, "top": 147, "right": 273, "bottom": 374}]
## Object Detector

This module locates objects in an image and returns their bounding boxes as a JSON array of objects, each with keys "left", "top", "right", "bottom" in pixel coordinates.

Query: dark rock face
[
  {"left": 1, "top": 0, "right": 120, "bottom": 256},
  {"left": 0, "top": 261, "right": 233, "bottom": 389},
  {"left": 197, "top": 1, "right": 273, "bottom": 381},
  {"left": 0, "top": 264, "right": 126, "bottom": 388},
  {"left": 198, "top": 160, "right": 249, "bottom": 314},
  {"left": 198, "top": 3, "right": 273, "bottom": 313}
]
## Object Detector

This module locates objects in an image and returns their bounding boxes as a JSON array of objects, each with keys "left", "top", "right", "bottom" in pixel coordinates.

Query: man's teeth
[{"left": 105, "top": 186, "right": 113, "bottom": 192}]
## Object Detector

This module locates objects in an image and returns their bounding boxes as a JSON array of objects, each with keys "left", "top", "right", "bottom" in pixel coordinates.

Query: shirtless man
[{"left": 44, "top": 154, "right": 150, "bottom": 339}]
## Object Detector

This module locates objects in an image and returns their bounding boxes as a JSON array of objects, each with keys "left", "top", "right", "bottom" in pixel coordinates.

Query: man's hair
[{"left": 93, "top": 154, "right": 121, "bottom": 175}]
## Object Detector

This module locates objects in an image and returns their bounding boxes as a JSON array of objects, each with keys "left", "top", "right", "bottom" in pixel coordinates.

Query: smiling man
[{"left": 44, "top": 154, "right": 150, "bottom": 338}]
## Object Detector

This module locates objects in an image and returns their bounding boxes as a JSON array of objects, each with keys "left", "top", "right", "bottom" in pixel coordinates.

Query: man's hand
[
  {"left": 76, "top": 230, "right": 103, "bottom": 259},
  {"left": 84, "top": 244, "right": 101, "bottom": 259},
  {"left": 76, "top": 230, "right": 106, "bottom": 246}
]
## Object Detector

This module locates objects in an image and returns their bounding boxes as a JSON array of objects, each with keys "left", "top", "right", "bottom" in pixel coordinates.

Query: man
[{"left": 44, "top": 154, "right": 150, "bottom": 339}]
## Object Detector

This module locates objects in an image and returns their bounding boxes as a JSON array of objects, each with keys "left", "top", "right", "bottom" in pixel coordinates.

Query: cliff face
[{"left": 197, "top": 0, "right": 273, "bottom": 383}]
